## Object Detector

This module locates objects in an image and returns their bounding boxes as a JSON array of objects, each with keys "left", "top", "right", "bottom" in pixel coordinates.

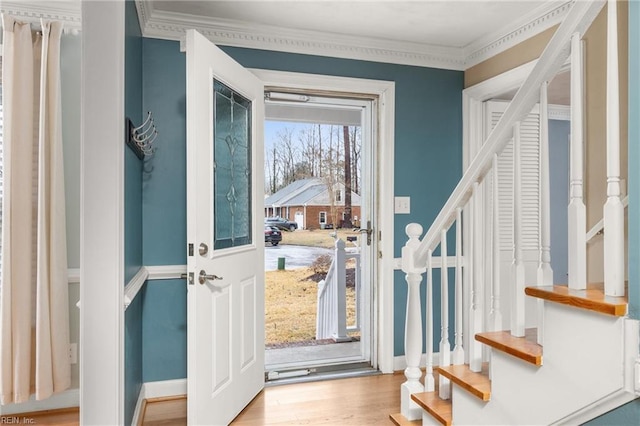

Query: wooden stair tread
[
  {"left": 436, "top": 363, "right": 491, "bottom": 401},
  {"left": 475, "top": 328, "right": 542, "bottom": 366},
  {"left": 411, "top": 391, "right": 452, "bottom": 426},
  {"left": 389, "top": 413, "right": 421, "bottom": 425},
  {"left": 525, "top": 283, "right": 627, "bottom": 316}
]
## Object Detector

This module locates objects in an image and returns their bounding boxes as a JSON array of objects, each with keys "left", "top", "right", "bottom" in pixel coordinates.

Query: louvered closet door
[{"left": 484, "top": 100, "right": 540, "bottom": 329}]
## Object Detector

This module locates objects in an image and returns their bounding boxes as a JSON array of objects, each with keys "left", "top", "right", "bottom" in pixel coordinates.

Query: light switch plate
[{"left": 395, "top": 196, "right": 410, "bottom": 214}]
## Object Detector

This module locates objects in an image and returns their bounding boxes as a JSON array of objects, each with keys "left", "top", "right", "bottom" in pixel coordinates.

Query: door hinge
[{"left": 188, "top": 243, "right": 194, "bottom": 256}]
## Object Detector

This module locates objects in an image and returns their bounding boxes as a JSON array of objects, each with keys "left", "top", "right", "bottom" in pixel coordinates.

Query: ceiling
[
  {"left": 0, "top": 0, "right": 572, "bottom": 99},
  {"left": 136, "top": 0, "right": 572, "bottom": 70}
]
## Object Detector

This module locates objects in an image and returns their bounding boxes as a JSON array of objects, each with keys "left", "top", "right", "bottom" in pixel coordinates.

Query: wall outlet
[
  {"left": 69, "top": 343, "right": 78, "bottom": 365},
  {"left": 394, "top": 196, "right": 410, "bottom": 214}
]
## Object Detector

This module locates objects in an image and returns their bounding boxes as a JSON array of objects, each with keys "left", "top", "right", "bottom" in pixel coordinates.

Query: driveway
[{"left": 265, "top": 244, "right": 332, "bottom": 271}]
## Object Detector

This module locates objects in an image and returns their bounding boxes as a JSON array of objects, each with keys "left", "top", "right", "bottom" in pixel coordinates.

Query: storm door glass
[{"left": 213, "top": 79, "right": 252, "bottom": 249}]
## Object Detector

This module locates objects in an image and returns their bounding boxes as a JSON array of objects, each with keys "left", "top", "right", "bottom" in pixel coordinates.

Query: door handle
[
  {"left": 359, "top": 220, "right": 373, "bottom": 245},
  {"left": 199, "top": 269, "right": 223, "bottom": 285}
]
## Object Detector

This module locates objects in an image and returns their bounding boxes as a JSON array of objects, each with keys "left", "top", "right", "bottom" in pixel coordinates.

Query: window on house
[
  {"left": 335, "top": 190, "right": 342, "bottom": 202},
  {"left": 319, "top": 211, "right": 326, "bottom": 224}
]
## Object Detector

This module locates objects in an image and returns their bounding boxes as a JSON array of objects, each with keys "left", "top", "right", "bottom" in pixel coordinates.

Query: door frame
[
  {"left": 462, "top": 59, "right": 570, "bottom": 355},
  {"left": 252, "top": 69, "right": 395, "bottom": 374}
]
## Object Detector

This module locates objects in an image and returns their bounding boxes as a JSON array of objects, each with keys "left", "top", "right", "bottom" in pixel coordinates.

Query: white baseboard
[
  {"left": 550, "top": 389, "right": 638, "bottom": 426},
  {"left": 0, "top": 388, "right": 79, "bottom": 415},
  {"left": 131, "top": 385, "right": 146, "bottom": 426},
  {"left": 144, "top": 378, "right": 187, "bottom": 399},
  {"left": 131, "top": 379, "right": 187, "bottom": 426},
  {"left": 393, "top": 352, "right": 442, "bottom": 372}
]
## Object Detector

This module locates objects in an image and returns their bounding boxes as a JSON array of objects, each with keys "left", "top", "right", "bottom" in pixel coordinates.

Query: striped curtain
[{"left": 0, "top": 15, "right": 70, "bottom": 404}]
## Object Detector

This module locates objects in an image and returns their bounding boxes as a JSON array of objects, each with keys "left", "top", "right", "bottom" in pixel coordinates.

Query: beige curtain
[{"left": 1, "top": 15, "right": 70, "bottom": 404}]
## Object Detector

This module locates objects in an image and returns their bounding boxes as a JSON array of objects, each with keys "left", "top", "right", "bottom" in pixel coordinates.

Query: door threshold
[{"left": 265, "top": 363, "right": 378, "bottom": 386}]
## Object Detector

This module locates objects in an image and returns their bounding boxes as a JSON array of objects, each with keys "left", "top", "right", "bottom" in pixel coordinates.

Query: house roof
[
  {"left": 264, "top": 178, "right": 320, "bottom": 206},
  {"left": 265, "top": 178, "right": 361, "bottom": 207}
]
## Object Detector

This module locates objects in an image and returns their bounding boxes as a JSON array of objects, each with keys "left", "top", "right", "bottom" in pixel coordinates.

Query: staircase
[{"left": 390, "top": 1, "right": 640, "bottom": 424}]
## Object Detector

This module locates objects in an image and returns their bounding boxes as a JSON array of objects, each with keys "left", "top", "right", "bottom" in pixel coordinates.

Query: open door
[{"left": 186, "top": 30, "right": 265, "bottom": 425}]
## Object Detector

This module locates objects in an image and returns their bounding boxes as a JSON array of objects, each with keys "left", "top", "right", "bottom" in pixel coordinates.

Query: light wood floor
[
  {"left": 142, "top": 373, "right": 405, "bottom": 425},
  {"left": 7, "top": 373, "right": 404, "bottom": 425}
]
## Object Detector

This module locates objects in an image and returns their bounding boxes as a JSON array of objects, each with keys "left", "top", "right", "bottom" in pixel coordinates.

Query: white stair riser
[{"left": 452, "top": 302, "right": 625, "bottom": 425}]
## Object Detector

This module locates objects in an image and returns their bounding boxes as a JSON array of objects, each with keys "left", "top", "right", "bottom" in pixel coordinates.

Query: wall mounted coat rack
[{"left": 126, "top": 112, "right": 157, "bottom": 159}]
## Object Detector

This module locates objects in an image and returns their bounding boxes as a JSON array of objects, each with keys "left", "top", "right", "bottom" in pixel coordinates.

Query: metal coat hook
[{"left": 126, "top": 112, "right": 157, "bottom": 160}]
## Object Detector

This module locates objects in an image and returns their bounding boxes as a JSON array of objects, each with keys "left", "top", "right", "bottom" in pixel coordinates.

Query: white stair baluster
[
  {"left": 604, "top": 0, "right": 625, "bottom": 297},
  {"left": 452, "top": 208, "right": 465, "bottom": 365},
  {"left": 469, "top": 182, "right": 483, "bottom": 372},
  {"left": 401, "top": 223, "right": 424, "bottom": 420},
  {"left": 439, "top": 229, "right": 451, "bottom": 399},
  {"left": 512, "top": 122, "right": 526, "bottom": 337},
  {"left": 425, "top": 250, "right": 435, "bottom": 392},
  {"left": 489, "top": 154, "right": 503, "bottom": 332},
  {"left": 333, "top": 239, "right": 350, "bottom": 342},
  {"left": 569, "top": 31, "right": 587, "bottom": 291},
  {"left": 537, "top": 82, "right": 552, "bottom": 345}
]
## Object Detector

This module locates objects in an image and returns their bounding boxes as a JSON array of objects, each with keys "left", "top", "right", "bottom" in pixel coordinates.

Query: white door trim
[
  {"left": 251, "top": 69, "right": 396, "bottom": 374},
  {"left": 80, "top": 1, "right": 125, "bottom": 424}
]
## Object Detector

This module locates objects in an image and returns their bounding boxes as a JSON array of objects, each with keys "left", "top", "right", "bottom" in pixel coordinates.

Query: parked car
[
  {"left": 265, "top": 216, "right": 298, "bottom": 231},
  {"left": 264, "top": 226, "right": 282, "bottom": 246}
]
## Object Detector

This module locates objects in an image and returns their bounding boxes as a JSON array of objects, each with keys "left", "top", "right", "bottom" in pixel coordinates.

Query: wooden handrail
[{"left": 413, "top": 0, "right": 606, "bottom": 266}]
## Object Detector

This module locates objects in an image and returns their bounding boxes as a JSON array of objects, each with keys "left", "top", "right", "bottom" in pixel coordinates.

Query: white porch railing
[
  {"left": 397, "top": 0, "right": 624, "bottom": 420},
  {"left": 316, "top": 238, "right": 361, "bottom": 341}
]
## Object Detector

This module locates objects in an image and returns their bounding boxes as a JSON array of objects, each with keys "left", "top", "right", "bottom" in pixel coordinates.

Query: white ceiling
[
  {"left": 0, "top": 0, "right": 574, "bottom": 74},
  {"left": 151, "top": 0, "right": 556, "bottom": 47},
  {"left": 137, "top": 0, "right": 573, "bottom": 70}
]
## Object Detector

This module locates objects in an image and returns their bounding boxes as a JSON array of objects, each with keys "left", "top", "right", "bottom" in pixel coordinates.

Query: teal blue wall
[
  {"left": 124, "top": 0, "right": 144, "bottom": 423},
  {"left": 139, "top": 38, "right": 463, "bottom": 380},
  {"left": 142, "top": 279, "right": 187, "bottom": 381},
  {"left": 583, "top": 399, "right": 640, "bottom": 426}
]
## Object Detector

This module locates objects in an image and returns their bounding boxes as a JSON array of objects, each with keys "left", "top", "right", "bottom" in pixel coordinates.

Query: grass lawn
[
  {"left": 281, "top": 229, "right": 360, "bottom": 249},
  {"left": 265, "top": 266, "right": 357, "bottom": 346}
]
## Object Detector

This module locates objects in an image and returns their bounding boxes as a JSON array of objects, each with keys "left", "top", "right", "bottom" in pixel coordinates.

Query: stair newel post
[
  {"left": 489, "top": 154, "right": 503, "bottom": 332},
  {"left": 469, "top": 182, "right": 483, "bottom": 372},
  {"left": 604, "top": 0, "right": 625, "bottom": 297},
  {"left": 452, "top": 208, "right": 465, "bottom": 365},
  {"left": 333, "top": 238, "right": 350, "bottom": 342},
  {"left": 537, "top": 82, "right": 552, "bottom": 344},
  {"left": 512, "top": 122, "right": 526, "bottom": 337},
  {"left": 569, "top": 31, "right": 587, "bottom": 291},
  {"left": 425, "top": 249, "right": 435, "bottom": 392},
  {"left": 401, "top": 223, "right": 425, "bottom": 420},
  {"left": 439, "top": 229, "right": 451, "bottom": 399}
]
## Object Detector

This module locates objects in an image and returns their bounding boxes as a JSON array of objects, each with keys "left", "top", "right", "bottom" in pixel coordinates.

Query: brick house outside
[{"left": 264, "top": 178, "right": 361, "bottom": 230}]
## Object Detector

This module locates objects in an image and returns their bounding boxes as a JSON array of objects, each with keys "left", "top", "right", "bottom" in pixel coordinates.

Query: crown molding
[
  {"left": 464, "top": 1, "right": 573, "bottom": 68},
  {"left": 0, "top": 0, "right": 81, "bottom": 31},
  {"left": 136, "top": 0, "right": 574, "bottom": 71},
  {"left": 138, "top": 4, "right": 467, "bottom": 70}
]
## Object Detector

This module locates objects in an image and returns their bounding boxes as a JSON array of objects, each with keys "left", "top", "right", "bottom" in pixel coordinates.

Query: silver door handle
[{"left": 199, "top": 269, "right": 223, "bottom": 285}]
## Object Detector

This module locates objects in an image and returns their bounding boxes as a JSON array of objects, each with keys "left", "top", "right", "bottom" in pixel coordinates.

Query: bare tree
[{"left": 342, "top": 125, "right": 352, "bottom": 228}]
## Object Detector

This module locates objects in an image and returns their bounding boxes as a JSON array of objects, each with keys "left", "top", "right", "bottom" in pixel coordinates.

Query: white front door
[{"left": 186, "top": 30, "right": 265, "bottom": 425}]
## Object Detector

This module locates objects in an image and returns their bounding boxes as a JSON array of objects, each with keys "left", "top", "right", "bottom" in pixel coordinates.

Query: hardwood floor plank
[
  {"left": 2, "top": 408, "right": 80, "bottom": 426},
  {"left": 139, "top": 373, "right": 406, "bottom": 425}
]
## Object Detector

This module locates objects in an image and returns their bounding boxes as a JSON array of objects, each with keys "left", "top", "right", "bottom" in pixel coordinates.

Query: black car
[
  {"left": 265, "top": 216, "right": 298, "bottom": 231},
  {"left": 264, "top": 226, "right": 282, "bottom": 246}
]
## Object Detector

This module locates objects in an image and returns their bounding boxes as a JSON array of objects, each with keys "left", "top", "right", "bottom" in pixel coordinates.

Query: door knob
[{"left": 199, "top": 269, "right": 223, "bottom": 284}]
